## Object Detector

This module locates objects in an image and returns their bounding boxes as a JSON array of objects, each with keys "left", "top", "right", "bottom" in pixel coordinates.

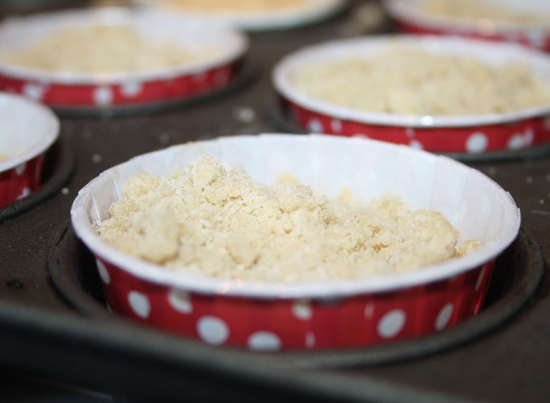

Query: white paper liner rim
[
  {"left": 0, "top": 8, "right": 249, "bottom": 85},
  {"left": 135, "top": 0, "right": 347, "bottom": 31},
  {"left": 384, "top": 0, "right": 550, "bottom": 34},
  {"left": 71, "top": 134, "right": 521, "bottom": 299},
  {"left": 0, "top": 93, "right": 59, "bottom": 172},
  {"left": 272, "top": 35, "right": 550, "bottom": 128}
]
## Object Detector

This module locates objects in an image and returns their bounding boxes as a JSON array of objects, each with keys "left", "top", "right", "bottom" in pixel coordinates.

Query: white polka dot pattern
[
  {"left": 526, "top": 31, "right": 546, "bottom": 48},
  {"left": 94, "top": 87, "right": 113, "bottom": 106},
  {"left": 168, "top": 289, "right": 193, "bottom": 314},
  {"left": 292, "top": 300, "right": 312, "bottom": 320},
  {"left": 507, "top": 133, "right": 525, "bottom": 150},
  {"left": 94, "top": 242, "right": 498, "bottom": 349},
  {"left": 307, "top": 118, "right": 323, "bottom": 133},
  {"left": 128, "top": 291, "right": 151, "bottom": 319},
  {"left": 378, "top": 309, "right": 406, "bottom": 339},
  {"left": 15, "top": 163, "right": 26, "bottom": 176},
  {"left": 435, "top": 303, "right": 454, "bottom": 331},
  {"left": 292, "top": 103, "right": 548, "bottom": 154},
  {"left": 120, "top": 82, "right": 143, "bottom": 98},
  {"left": 409, "top": 139, "right": 423, "bottom": 149},
  {"left": 16, "top": 188, "right": 30, "bottom": 200},
  {"left": 306, "top": 332, "right": 315, "bottom": 349},
  {"left": 96, "top": 259, "right": 111, "bottom": 285},
  {"left": 331, "top": 119, "right": 342, "bottom": 133},
  {"left": 364, "top": 303, "right": 374, "bottom": 319},
  {"left": 197, "top": 316, "right": 229, "bottom": 345},
  {"left": 23, "top": 83, "right": 46, "bottom": 100},
  {"left": 248, "top": 331, "right": 282, "bottom": 351},
  {"left": 466, "top": 132, "right": 488, "bottom": 153}
]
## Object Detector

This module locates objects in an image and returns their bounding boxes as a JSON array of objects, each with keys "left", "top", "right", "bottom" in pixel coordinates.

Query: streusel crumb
[{"left": 99, "top": 155, "right": 479, "bottom": 282}]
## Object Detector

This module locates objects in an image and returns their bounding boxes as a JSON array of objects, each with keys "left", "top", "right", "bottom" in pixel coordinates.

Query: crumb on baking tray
[{"left": 99, "top": 154, "right": 481, "bottom": 282}]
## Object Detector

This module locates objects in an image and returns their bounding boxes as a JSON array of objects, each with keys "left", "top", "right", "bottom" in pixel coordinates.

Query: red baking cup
[
  {"left": 285, "top": 100, "right": 550, "bottom": 153},
  {"left": 136, "top": 0, "right": 347, "bottom": 31},
  {"left": 71, "top": 134, "right": 520, "bottom": 351},
  {"left": 93, "top": 257, "right": 495, "bottom": 350},
  {"left": 0, "top": 8, "right": 248, "bottom": 109},
  {"left": 0, "top": 62, "right": 241, "bottom": 108},
  {"left": 384, "top": 0, "right": 550, "bottom": 52},
  {"left": 272, "top": 35, "right": 550, "bottom": 153},
  {"left": 0, "top": 93, "right": 59, "bottom": 208}
]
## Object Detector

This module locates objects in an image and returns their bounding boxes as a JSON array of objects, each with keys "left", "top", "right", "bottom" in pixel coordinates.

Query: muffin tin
[{"left": 1, "top": 1, "right": 550, "bottom": 402}]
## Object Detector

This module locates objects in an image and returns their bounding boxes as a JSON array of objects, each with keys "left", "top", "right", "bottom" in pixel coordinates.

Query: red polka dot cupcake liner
[
  {"left": 284, "top": 102, "right": 550, "bottom": 153},
  {"left": 0, "top": 93, "right": 59, "bottom": 208},
  {"left": 272, "top": 36, "right": 550, "bottom": 154},
  {"left": 71, "top": 134, "right": 520, "bottom": 351},
  {"left": 384, "top": 0, "right": 550, "bottom": 52},
  {"left": 0, "top": 8, "right": 248, "bottom": 110},
  {"left": 94, "top": 257, "right": 495, "bottom": 350}
]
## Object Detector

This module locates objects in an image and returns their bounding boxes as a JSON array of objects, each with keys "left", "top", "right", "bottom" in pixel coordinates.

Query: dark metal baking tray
[{"left": 2, "top": 1, "right": 550, "bottom": 402}]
